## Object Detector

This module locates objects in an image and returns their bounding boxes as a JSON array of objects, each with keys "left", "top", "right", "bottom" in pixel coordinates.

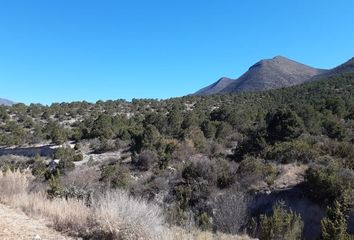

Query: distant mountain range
[
  {"left": 194, "top": 56, "right": 354, "bottom": 95},
  {"left": 0, "top": 98, "right": 14, "bottom": 106}
]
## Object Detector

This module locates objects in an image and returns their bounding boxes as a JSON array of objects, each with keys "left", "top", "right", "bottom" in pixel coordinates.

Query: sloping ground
[
  {"left": 0, "top": 204, "right": 73, "bottom": 240},
  {"left": 249, "top": 164, "right": 308, "bottom": 193},
  {"left": 272, "top": 164, "right": 308, "bottom": 190},
  {"left": 310, "top": 57, "right": 354, "bottom": 81}
]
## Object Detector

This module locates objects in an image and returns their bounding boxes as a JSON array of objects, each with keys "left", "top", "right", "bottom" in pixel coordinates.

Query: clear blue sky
[{"left": 1, "top": 0, "right": 354, "bottom": 105}]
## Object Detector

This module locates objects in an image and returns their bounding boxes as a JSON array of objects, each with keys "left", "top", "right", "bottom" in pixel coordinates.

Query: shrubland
[{"left": 0, "top": 74, "right": 353, "bottom": 239}]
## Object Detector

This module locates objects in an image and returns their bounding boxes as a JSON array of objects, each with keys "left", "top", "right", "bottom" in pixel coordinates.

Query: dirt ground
[{"left": 0, "top": 204, "right": 73, "bottom": 240}]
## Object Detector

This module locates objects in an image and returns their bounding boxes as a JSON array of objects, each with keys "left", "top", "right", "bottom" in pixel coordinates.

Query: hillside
[{"left": 311, "top": 57, "right": 354, "bottom": 81}]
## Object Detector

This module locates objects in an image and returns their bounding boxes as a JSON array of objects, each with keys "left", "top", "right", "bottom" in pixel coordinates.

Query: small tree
[
  {"left": 54, "top": 147, "right": 77, "bottom": 173},
  {"left": 323, "top": 118, "right": 347, "bottom": 141},
  {"left": 321, "top": 193, "right": 352, "bottom": 240},
  {"left": 166, "top": 106, "right": 183, "bottom": 137},
  {"left": 45, "top": 122, "right": 67, "bottom": 145},
  {"left": 201, "top": 120, "right": 217, "bottom": 139},
  {"left": 91, "top": 114, "right": 114, "bottom": 139},
  {"left": 47, "top": 173, "right": 64, "bottom": 199},
  {"left": 259, "top": 201, "right": 303, "bottom": 240},
  {"left": 32, "top": 154, "right": 47, "bottom": 178},
  {"left": 142, "top": 125, "right": 163, "bottom": 152}
]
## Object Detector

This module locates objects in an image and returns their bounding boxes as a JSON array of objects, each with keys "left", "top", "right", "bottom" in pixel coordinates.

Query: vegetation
[
  {"left": 0, "top": 170, "right": 253, "bottom": 240},
  {"left": 259, "top": 201, "right": 303, "bottom": 240},
  {"left": 321, "top": 193, "right": 353, "bottom": 240},
  {"left": 0, "top": 73, "right": 353, "bottom": 239}
]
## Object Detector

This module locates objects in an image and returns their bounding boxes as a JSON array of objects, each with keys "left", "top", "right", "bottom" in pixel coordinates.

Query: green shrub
[
  {"left": 201, "top": 120, "right": 217, "bottom": 139},
  {"left": 197, "top": 212, "right": 212, "bottom": 231},
  {"left": 31, "top": 155, "right": 47, "bottom": 178},
  {"left": 90, "top": 114, "right": 114, "bottom": 139},
  {"left": 259, "top": 201, "right": 303, "bottom": 240},
  {"left": 215, "top": 122, "right": 233, "bottom": 140},
  {"left": 47, "top": 174, "right": 64, "bottom": 199},
  {"left": 216, "top": 159, "right": 236, "bottom": 189},
  {"left": 233, "top": 128, "right": 267, "bottom": 161},
  {"left": 54, "top": 147, "right": 81, "bottom": 172},
  {"left": 174, "top": 184, "right": 193, "bottom": 211},
  {"left": 304, "top": 162, "right": 354, "bottom": 205},
  {"left": 92, "top": 138, "right": 119, "bottom": 154},
  {"left": 182, "top": 158, "right": 216, "bottom": 184},
  {"left": 318, "top": 140, "right": 354, "bottom": 169},
  {"left": 58, "top": 157, "right": 75, "bottom": 172},
  {"left": 325, "top": 97, "right": 347, "bottom": 118},
  {"left": 72, "top": 153, "right": 83, "bottom": 162},
  {"left": 238, "top": 156, "right": 277, "bottom": 186},
  {"left": 44, "top": 122, "right": 68, "bottom": 144},
  {"left": 184, "top": 127, "right": 208, "bottom": 153},
  {"left": 100, "top": 163, "right": 131, "bottom": 189},
  {"left": 323, "top": 118, "right": 347, "bottom": 141},
  {"left": 266, "top": 108, "right": 304, "bottom": 143},
  {"left": 263, "top": 139, "right": 318, "bottom": 164}
]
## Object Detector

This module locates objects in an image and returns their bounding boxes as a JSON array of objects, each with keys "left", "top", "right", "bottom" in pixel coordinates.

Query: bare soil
[{"left": 0, "top": 204, "right": 73, "bottom": 240}]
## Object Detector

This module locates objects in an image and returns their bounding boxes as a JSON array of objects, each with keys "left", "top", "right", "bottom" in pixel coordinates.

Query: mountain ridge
[
  {"left": 310, "top": 57, "right": 354, "bottom": 81},
  {"left": 194, "top": 56, "right": 353, "bottom": 96},
  {"left": 0, "top": 98, "right": 14, "bottom": 106},
  {"left": 194, "top": 77, "right": 234, "bottom": 95}
]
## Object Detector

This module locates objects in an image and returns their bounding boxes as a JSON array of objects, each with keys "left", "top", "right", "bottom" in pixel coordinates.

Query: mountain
[
  {"left": 221, "top": 56, "right": 326, "bottom": 93},
  {"left": 194, "top": 56, "right": 327, "bottom": 95},
  {"left": 0, "top": 98, "right": 14, "bottom": 106}
]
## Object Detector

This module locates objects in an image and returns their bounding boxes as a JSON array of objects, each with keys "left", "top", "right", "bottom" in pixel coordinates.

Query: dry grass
[
  {"left": 0, "top": 170, "right": 90, "bottom": 235},
  {"left": 94, "top": 191, "right": 165, "bottom": 239},
  {"left": 0, "top": 170, "right": 254, "bottom": 240},
  {"left": 0, "top": 170, "right": 166, "bottom": 239}
]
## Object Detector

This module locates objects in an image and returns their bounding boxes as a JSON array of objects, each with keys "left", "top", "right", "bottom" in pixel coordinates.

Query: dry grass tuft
[{"left": 93, "top": 190, "right": 165, "bottom": 239}]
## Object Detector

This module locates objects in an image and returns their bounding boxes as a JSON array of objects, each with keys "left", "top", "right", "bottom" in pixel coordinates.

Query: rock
[{"left": 33, "top": 235, "right": 41, "bottom": 240}]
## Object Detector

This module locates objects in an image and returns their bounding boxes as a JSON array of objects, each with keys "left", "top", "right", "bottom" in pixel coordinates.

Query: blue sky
[{"left": 0, "top": 0, "right": 353, "bottom": 105}]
